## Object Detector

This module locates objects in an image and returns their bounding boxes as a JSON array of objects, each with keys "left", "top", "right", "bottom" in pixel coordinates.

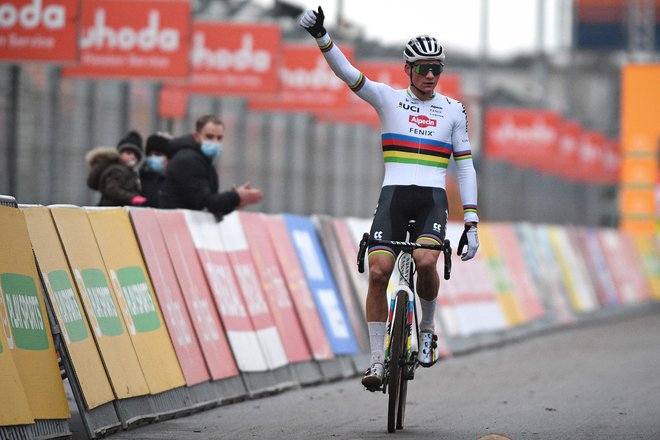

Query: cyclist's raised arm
[{"left": 299, "top": 7, "right": 389, "bottom": 107}]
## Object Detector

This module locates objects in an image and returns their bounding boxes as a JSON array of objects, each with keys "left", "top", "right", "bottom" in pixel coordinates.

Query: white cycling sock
[
  {"left": 419, "top": 297, "right": 436, "bottom": 331},
  {"left": 368, "top": 321, "right": 386, "bottom": 364}
]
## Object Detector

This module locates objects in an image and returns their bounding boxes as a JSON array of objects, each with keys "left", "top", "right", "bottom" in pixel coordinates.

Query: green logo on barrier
[
  {"left": 48, "top": 270, "right": 88, "bottom": 343},
  {"left": 115, "top": 267, "right": 160, "bottom": 333},
  {"left": 81, "top": 269, "right": 123, "bottom": 337},
  {"left": 0, "top": 273, "right": 48, "bottom": 350}
]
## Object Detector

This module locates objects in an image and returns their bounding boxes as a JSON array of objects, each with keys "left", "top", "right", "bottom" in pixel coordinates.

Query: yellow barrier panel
[
  {"left": 0, "top": 295, "right": 33, "bottom": 426},
  {"left": 87, "top": 207, "right": 185, "bottom": 394},
  {"left": 50, "top": 206, "right": 150, "bottom": 399},
  {"left": 0, "top": 206, "right": 69, "bottom": 419},
  {"left": 23, "top": 207, "right": 115, "bottom": 409},
  {"left": 478, "top": 224, "right": 525, "bottom": 326}
]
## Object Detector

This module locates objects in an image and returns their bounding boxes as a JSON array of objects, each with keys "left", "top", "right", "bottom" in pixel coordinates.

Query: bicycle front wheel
[{"left": 387, "top": 290, "right": 408, "bottom": 433}]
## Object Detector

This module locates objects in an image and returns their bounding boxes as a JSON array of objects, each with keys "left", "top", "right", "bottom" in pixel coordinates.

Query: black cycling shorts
[{"left": 369, "top": 185, "right": 448, "bottom": 258}]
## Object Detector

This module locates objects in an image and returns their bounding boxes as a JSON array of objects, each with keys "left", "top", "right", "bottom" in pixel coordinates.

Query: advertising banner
[
  {"left": 23, "top": 206, "right": 114, "bottom": 409},
  {"left": 577, "top": 130, "right": 606, "bottom": 184},
  {"left": 631, "top": 233, "right": 660, "bottom": 300},
  {"left": 475, "top": 223, "right": 525, "bottom": 326},
  {"left": 248, "top": 43, "right": 352, "bottom": 113},
  {"left": 283, "top": 214, "right": 359, "bottom": 355},
  {"left": 443, "top": 222, "right": 507, "bottom": 336},
  {"left": 155, "top": 210, "right": 238, "bottom": 380},
  {"left": 0, "top": 310, "right": 33, "bottom": 426},
  {"left": 62, "top": 0, "right": 191, "bottom": 79},
  {"left": 263, "top": 215, "right": 334, "bottom": 360},
  {"left": 490, "top": 223, "right": 545, "bottom": 321},
  {"left": 484, "top": 108, "right": 562, "bottom": 170},
  {"left": 238, "top": 212, "right": 312, "bottom": 363},
  {"left": 0, "top": 206, "right": 69, "bottom": 419},
  {"left": 330, "top": 218, "right": 369, "bottom": 313},
  {"left": 573, "top": 228, "right": 620, "bottom": 307},
  {"left": 50, "top": 206, "right": 150, "bottom": 399},
  {"left": 158, "top": 85, "right": 188, "bottom": 119},
  {"left": 183, "top": 21, "right": 280, "bottom": 96},
  {"left": 216, "top": 212, "right": 288, "bottom": 369},
  {"left": 547, "top": 226, "right": 599, "bottom": 313},
  {"left": 552, "top": 119, "right": 582, "bottom": 180},
  {"left": 0, "top": 0, "right": 80, "bottom": 62},
  {"left": 87, "top": 208, "right": 185, "bottom": 394},
  {"left": 129, "top": 208, "right": 209, "bottom": 386},
  {"left": 182, "top": 210, "right": 269, "bottom": 372}
]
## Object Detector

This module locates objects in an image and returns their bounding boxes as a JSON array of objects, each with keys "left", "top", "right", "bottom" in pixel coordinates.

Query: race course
[{"left": 95, "top": 306, "right": 660, "bottom": 440}]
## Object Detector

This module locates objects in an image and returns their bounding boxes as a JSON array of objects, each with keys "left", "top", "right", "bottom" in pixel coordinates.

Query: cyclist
[{"left": 300, "top": 7, "right": 480, "bottom": 390}]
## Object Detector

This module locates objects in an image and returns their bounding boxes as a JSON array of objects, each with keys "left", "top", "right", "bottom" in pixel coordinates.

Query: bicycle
[{"left": 357, "top": 222, "right": 452, "bottom": 433}]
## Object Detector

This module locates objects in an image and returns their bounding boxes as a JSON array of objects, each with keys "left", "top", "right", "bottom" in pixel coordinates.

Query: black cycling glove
[{"left": 300, "top": 6, "right": 326, "bottom": 38}]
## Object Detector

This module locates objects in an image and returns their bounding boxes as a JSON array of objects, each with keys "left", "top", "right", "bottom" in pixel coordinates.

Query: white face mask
[{"left": 145, "top": 155, "right": 166, "bottom": 173}]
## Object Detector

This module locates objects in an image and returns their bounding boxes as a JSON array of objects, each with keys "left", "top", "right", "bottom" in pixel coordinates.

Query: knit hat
[
  {"left": 145, "top": 132, "right": 174, "bottom": 158},
  {"left": 117, "top": 130, "right": 143, "bottom": 161}
]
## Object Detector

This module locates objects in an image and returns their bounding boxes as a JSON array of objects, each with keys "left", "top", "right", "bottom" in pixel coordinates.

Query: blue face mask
[
  {"left": 201, "top": 141, "right": 223, "bottom": 160},
  {"left": 145, "top": 155, "right": 165, "bottom": 173}
]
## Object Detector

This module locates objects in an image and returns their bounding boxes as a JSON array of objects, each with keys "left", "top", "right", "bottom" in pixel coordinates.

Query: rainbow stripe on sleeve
[
  {"left": 453, "top": 150, "right": 472, "bottom": 161},
  {"left": 319, "top": 39, "right": 334, "bottom": 52},
  {"left": 463, "top": 205, "right": 478, "bottom": 215}
]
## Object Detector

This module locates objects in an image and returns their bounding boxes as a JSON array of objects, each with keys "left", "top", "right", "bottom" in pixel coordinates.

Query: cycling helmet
[{"left": 403, "top": 35, "right": 445, "bottom": 63}]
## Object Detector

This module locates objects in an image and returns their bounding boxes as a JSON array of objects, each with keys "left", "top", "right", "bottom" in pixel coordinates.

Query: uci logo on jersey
[{"left": 398, "top": 102, "right": 420, "bottom": 113}]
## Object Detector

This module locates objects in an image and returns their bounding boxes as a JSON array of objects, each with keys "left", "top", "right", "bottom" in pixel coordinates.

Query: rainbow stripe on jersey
[{"left": 382, "top": 133, "right": 453, "bottom": 168}]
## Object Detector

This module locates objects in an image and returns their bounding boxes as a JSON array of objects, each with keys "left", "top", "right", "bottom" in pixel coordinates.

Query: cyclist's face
[{"left": 408, "top": 61, "right": 441, "bottom": 94}]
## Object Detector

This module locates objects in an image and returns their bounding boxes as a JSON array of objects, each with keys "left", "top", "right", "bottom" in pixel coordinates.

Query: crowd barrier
[{"left": 0, "top": 197, "right": 658, "bottom": 439}]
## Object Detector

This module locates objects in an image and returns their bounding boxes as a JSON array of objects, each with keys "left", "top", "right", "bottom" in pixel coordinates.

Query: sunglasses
[{"left": 414, "top": 63, "right": 444, "bottom": 76}]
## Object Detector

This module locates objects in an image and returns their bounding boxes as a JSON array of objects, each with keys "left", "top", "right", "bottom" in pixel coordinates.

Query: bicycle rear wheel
[{"left": 387, "top": 290, "right": 408, "bottom": 433}]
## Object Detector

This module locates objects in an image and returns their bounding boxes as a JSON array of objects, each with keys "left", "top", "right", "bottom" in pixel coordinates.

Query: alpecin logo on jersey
[{"left": 409, "top": 115, "right": 437, "bottom": 128}]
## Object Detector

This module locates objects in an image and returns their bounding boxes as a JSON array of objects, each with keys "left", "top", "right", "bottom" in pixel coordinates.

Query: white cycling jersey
[{"left": 315, "top": 34, "right": 479, "bottom": 223}]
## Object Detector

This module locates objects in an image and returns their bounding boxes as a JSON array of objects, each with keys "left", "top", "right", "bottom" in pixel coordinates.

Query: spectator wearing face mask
[
  {"left": 159, "top": 114, "right": 263, "bottom": 220},
  {"left": 85, "top": 130, "right": 147, "bottom": 207},
  {"left": 139, "top": 131, "right": 173, "bottom": 208}
]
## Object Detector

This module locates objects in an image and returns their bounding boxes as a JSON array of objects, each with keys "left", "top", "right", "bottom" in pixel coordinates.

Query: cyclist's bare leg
[
  {"left": 365, "top": 253, "right": 395, "bottom": 368},
  {"left": 413, "top": 248, "right": 440, "bottom": 302}
]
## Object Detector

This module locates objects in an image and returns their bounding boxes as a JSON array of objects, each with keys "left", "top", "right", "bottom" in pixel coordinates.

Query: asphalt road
[{"left": 82, "top": 307, "right": 660, "bottom": 440}]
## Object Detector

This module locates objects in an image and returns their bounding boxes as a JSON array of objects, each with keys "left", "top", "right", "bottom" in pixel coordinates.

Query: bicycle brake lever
[{"left": 357, "top": 233, "right": 369, "bottom": 273}]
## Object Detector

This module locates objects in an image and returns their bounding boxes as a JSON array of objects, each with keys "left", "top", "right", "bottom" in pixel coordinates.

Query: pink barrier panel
[
  {"left": 130, "top": 208, "right": 210, "bottom": 386},
  {"left": 598, "top": 229, "right": 649, "bottom": 305},
  {"left": 239, "top": 212, "right": 312, "bottom": 363},
  {"left": 155, "top": 210, "right": 239, "bottom": 380},
  {"left": 571, "top": 228, "right": 619, "bottom": 307},
  {"left": 263, "top": 215, "right": 334, "bottom": 360},
  {"left": 491, "top": 223, "right": 545, "bottom": 321},
  {"left": 618, "top": 232, "right": 652, "bottom": 302}
]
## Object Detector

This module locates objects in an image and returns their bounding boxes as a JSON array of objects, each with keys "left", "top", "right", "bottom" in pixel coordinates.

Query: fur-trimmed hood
[{"left": 86, "top": 147, "right": 121, "bottom": 191}]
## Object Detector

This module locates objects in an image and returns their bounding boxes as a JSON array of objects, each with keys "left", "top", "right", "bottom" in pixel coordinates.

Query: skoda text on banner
[
  {"left": 0, "top": 206, "right": 70, "bottom": 419},
  {"left": 183, "top": 21, "right": 281, "bottom": 96},
  {"left": 283, "top": 214, "right": 359, "bottom": 355},
  {"left": 238, "top": 212, "right": 312, "bottom": 364},
  {"left": 86, "top": 207, "right": 186, "bottom": 394},
  {"left": 263, "top": 215, "right": 334, "bottom": 361},
  {"left": 248, "top": 43, "right": 351, "bottom": 113},
  {"left": 129, "top": 207, "right": 210, "bottom": 386},
  {"left": 154, "top": 210, "right": 239, "bottom": 380},
  {"left": 0, "top": 0, "right": 80, "bottom": 63},
  {"left": 23, "top": 206, "right": 114, "bottom": 410},
  {"left": 49, "top": 206, "right": 150, "bottom": 399},
  {"left": 182, "top": 210, "right": 270, "bottom": 373},
  {"left": 62, "top": 0, "right": 191, "bottom": 80}
]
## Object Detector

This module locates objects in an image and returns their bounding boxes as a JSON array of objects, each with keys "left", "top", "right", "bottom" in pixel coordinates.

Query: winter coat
[
  {"left": 159, "top": 134, "right": 240, "bottom": 216},
  {"left": 139, "top": 168, "right": 165, "bottom": 208},
  {"left": 86, "top": 147, "right": 141, "bottom": 206}
]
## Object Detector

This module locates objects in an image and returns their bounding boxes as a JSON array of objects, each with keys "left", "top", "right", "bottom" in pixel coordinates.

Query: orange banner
[
  {"left": 248, "top": 43, "right": 352, "bottom": 113},
  {"left": 484, "top": 108, "right": 562, "bottom": 170},
  {"left": 0, "top": 0, "right": 80, "bottom": 63},
  {"left": 62, "top": 0, "right": 191, "bottom": 79},
  {"left": 158, "top": 85, "right": 188, "bottom": 119},
  {"left": 182, "top": 22, "right": 280, "bottom": 96}
]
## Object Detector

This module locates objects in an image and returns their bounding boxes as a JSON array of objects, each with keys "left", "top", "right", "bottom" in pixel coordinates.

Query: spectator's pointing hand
[{"left": 299, "top": 6, "right": 326, "bottom": 38}]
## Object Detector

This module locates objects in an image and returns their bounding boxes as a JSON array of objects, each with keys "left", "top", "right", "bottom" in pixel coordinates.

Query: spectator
[
  {"left": 85, "top": 130, "right": 147, "bottom": 207},
  {"left": 159, "top": 114, "right": 263, "bottom": 219},
  {"left": 140, "top": 131, "right": 173, "bottom": 208}
]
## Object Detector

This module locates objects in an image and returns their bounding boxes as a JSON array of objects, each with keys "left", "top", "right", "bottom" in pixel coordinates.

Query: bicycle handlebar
[{"left": 357, "top": 233, "right": 452, "bottom": 280}]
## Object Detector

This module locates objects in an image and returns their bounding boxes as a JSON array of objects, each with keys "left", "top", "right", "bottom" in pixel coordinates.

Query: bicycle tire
[
  {"left": 397, "top": 365, "right": 408, "bottom": 429},
  {"left": 387, "top": 290, "right": 408, "bottom": 433}
]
